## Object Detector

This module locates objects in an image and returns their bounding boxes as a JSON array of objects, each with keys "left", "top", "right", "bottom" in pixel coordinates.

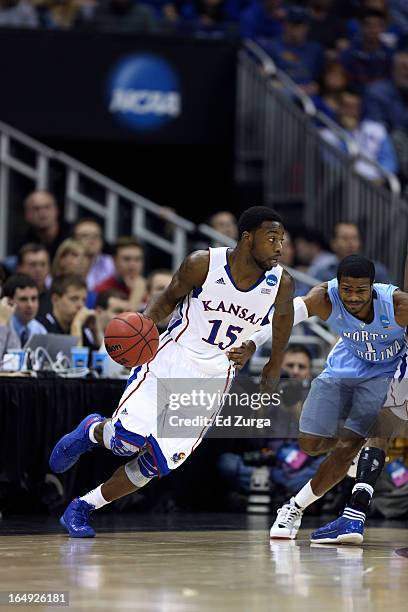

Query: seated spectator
[
  {"left": 218, "top": 344, "right": 324, "bottom": 505},
  {"left": 144, "top": 268, "right": 173, "bottom": 330},
  {"left": 209, "top": 211, "right": 238, "bottom": 241},
  {"left": 95, "top": 288, "right": 130, "bottom": 377},
  {"left": 38, "top": 274, "right": 100, "bottom": 348},
  {"left": 365, "top": 50, "right": 408, "bottom": 132},
  {"left": 73, "top": 218, "right": 115, "bottom": 291},
  {"left": 309, "top": 221, "right": 390, "bottom": 282},
  {"left": 240, "top": 0, "right": 285, "bottom": 41},
  {"left": 44, "top": 0, "right": 94, "bottom": 29},
  {"left": 0, "top": 0, "right": 38, "bottom": 27},
  {"left": 313, "top": 60, "right": 349, "bottom": 122},
  {"left": 262, "top": 5, "right": 325, "bottom": 95},
  {"left": 1, "top": 274, "right": 47, "bottom": 346},
  {"left": 19, "top": 191, "right": 72, "bottom": 260},
  {"left": 390, "top": 0, "right": 408, "bottom": 34},
  {"left": 347, "top": 0, "right": 403, "bottom": 51},
  {"left": 51, "top": 238, "right": 88, "bottom": 279},
  {"left": 16, "top": 243, "right": 51, "bottom": 319},
  {"left": 294, "top": 228, "right": 331, "bottom": 267},
  {"left": 320, "top": 89, "right": 398, "bottom": 181},
  {"left": 92, "top": 0, "right": 157, "bottom": 32},
  {"left": 340, "top": 9, "right": 393, "bottom": 92},
  {"left": 0, "top": 296, "right": 19, "bottom": 359},
  {"left": 308, "top": 0, "right": 348, "bottom": 51},
  {"left": 93, "top": 237, "right": 146, "bottom": 312},
  {"left": 364, "top": 51, "right": 408, "bottom": 186}
]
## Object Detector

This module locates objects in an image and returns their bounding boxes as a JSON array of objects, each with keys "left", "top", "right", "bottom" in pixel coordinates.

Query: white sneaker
[{"left": 270, "top": 499, "right": 303, "bottom": 540}]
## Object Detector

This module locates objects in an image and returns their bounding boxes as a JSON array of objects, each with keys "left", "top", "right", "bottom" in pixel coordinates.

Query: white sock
[
  {"left": 80, "top": 485, "right": 109, "bottom": 510},
  {"left": 88, "top": 422, "right": 99, "bottom": 444},
  {"left": 293, "top": 481, "right": 321, "bottom": 509}
]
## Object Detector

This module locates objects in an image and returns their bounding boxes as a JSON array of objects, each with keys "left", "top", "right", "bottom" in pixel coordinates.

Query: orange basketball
[{"left": 104, "top": 312, "right": 159, "bottom": 368}]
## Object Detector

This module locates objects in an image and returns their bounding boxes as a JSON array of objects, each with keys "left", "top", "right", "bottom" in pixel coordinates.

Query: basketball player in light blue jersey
[{"left": 263, "top": 255, "right": 408, "bottom": 542}]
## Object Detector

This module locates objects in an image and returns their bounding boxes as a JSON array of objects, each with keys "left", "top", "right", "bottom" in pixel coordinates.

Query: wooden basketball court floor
[{"left": 0, "top": 513, "right": 407, "bottom": 611}]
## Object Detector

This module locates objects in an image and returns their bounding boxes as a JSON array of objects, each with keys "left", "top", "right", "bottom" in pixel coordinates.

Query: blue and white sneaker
[
  {"left": 60, "top": 497, "right": 96, "bottom": 538},
  {"left": 49, "top": 413, "right": 104, "bottom": 473},
  {"left": 310, "top": 507, "right": 365, "bottom": 545}
]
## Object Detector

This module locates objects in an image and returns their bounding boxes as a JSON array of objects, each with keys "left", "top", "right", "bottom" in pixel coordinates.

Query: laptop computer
[{"left": 24, "top": 334, "right": 79, "bottom": 361}]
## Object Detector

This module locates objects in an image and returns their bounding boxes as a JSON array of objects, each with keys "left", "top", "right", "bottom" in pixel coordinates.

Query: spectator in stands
[
  {"left": 95, "top": 288, "right": 130, "bottom": 377},
  {"left": 240, "top": 0, "right": 285, "bottom": 41},
  {"left": 93, "top": 237, "right": 146, "bottom": 312},
  {"left": 390, "top": 0, "right": 408, "bottom": 34},
  {"left": 44, "top": 0, "right": 94, "bottom": 29},
  {"left": 144, "top": 268, "right": 173, "bottom": 330},
  {"left": 218, "top": 344, "right": 324, "bottom": 506},
  {"left": 340, "top": 9, "right": 393, "bottom": 92},
  {"left": 307, "top": 0, "right": 348, "bottom": 52},
  {"left": 281, "top": 343, "right": 312, "bottom": 380},
  {"left": 2, "top": 274, "right": 47, "bottom": 346},
  {"left": 51, "top": 238, "right": 88, "bottom": 280},
  {"left": 313, "top": 60, "right": 349, "bottom": 122},
  {"left": 20, "top": 191, "right": 72, "bottom": 260},
  {"left": 309, "top": 221, "right": 390, "bottom": 282},
  {"left": 320, "top": 89, "right": 398, "bottom": 181},
  {"left": 0, "top": 0, "right": 38, "bottom": 27},
  {"left": 262, "top": 5, "right": 325, "bottom": 95},
  {"left": 364, "top": 51, "right": 408, "bottom": 186},
  {"left": 294, "top": 227, "right": 332, "bottom": 273},
  {"left": 365, "top": 50, "right": 408, "bottom": 132},
  {"left": 209, "top": 211, "right": 238, "bottom": 241},
  {"left": 346, "top": 0, "right": 403, "bottom": 51},
  {"left": 73, "top": 218, "right": 115, "bottom": 291},
  {"left": 92, "top": 0, "right": 157, "bottom": 32},
  {"left": 16, "top": 243, "right": 51, "bottom": 319},
  {"left": 0, "top": 296, "right": 19, "bottom": 359},
  {"left": 39, "top": 274, "right": 99, "bottom": 348}
]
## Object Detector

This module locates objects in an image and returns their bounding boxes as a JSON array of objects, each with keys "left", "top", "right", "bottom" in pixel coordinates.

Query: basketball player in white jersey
[{"left": 49, "top": 206, "right": 295, "bottom": 537}]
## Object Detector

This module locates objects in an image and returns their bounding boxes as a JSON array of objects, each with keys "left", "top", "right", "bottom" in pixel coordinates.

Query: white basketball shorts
[{"left": 111, "top": 331, "right": 234, "bottom": 477}]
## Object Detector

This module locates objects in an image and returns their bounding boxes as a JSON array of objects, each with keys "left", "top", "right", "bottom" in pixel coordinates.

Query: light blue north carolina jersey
[{"left": 324, "top": 279, "right": 406, "bottom": 378}]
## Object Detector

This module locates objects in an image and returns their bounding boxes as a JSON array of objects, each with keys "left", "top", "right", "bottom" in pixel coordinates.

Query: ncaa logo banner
[{"left": 107, "top": 54, "right": 182, "bottom": 131}]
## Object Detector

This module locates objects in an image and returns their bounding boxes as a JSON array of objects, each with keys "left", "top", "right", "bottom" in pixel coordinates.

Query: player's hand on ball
[{"left": 227, "top": 340, "right": 256, "bottom": 370}]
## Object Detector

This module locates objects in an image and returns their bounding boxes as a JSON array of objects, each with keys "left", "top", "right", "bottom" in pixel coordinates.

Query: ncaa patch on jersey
[
  {"left": 380, "top": 315, "right": 391, "bottom": 328},
  {"left": 266, "top": 274, "right": 278, "bottom": 287}
]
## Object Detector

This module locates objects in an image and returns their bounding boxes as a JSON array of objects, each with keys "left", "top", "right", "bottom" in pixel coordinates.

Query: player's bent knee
[
  {"left": 125, "top": 457, "right": 153, "bottom": 488},
  {"left": 103, "top": 420, "right": 140, "bottom": 457}
]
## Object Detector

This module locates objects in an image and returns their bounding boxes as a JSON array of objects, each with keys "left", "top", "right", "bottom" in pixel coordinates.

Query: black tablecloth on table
[{"left": 0, "top": 376, "right": 225, "bottom": 512}]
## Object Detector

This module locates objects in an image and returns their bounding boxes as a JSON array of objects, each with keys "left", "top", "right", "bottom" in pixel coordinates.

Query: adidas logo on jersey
[
  {"left": 216, "top": 278, "right": 226, "bottom": 285},
  {"left": 121, "top": 407, "right": 128, "bottom": 415}
]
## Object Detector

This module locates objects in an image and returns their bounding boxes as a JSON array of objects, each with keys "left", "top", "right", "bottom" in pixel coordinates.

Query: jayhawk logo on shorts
[{"left": 172, "top": 452, "right": 186, "bottom": 463}]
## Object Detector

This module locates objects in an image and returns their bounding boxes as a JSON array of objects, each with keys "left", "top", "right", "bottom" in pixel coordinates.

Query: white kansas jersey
[{"left": 167, "top": 247, "right": 283, "bottom": 374}]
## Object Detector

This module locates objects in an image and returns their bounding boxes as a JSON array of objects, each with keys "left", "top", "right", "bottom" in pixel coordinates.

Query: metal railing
[
  {"left": 0, "top": 120, "right": 194, "bottom": 269},
  {"left": 0, "top": 117, "right": 334, "bottom": 357},
  {"left": 236, "top": 41, "right": 408, "bottom": 284}
]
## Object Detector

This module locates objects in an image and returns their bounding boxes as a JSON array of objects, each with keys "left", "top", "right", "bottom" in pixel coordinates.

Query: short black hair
[
  {"left": 337, "top": 255, "right": 375, "bottom": 284},
  {"left": 238, "top": 206, "right": 283, "bottom": 238},
  {"left": 17, "top": 242, "right": 49, "bottom": 266},
  {"left": 50, "top": 274, "right": 87, "bottom": 297},
  {"left": 95, "top": 288, "right": 128, "bottom": 309},
  {"left": 2, "top": 274, "right": 38, "bottom": 299},
  {"left": 285, "top": 343, "right": 312, "bottom": 363}
]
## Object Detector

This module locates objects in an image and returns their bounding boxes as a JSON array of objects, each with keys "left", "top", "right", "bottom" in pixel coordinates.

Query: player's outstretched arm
[
  {"left": 144, "top": 251, "right": 209, "bottom": 326},
  {"left": 261, "top": 270, "right": 294, "bottom": 390}
]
